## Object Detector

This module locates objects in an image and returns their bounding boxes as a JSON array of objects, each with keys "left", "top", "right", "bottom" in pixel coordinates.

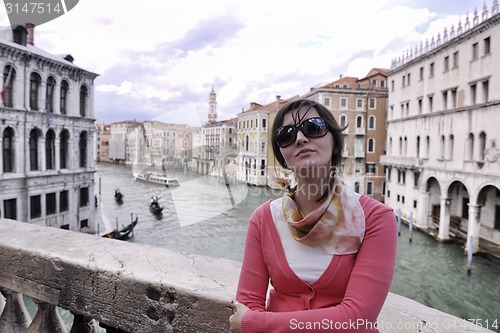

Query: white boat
[{"left": 133, "top": 171, "right": 180, "bottom": 187}]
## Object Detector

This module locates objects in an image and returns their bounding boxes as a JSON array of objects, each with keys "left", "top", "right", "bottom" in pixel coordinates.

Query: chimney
[
  {"left": 339, "top": 74, "right": 343, "bottom": 79},
  {"left": 26, "top": 23, "right": 35, "bottom": 45}
]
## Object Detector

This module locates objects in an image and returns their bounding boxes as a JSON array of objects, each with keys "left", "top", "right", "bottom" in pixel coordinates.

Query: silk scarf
[{"left": 281, "top": 178, "right": 366, "bottom": 255}]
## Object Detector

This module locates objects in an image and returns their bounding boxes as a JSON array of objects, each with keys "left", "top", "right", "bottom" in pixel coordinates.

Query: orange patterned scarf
[{"left": 281, "top": 178, "right": 365, "bottom": 255}]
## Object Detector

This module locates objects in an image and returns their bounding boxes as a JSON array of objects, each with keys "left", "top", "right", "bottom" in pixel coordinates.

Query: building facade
[
  {"left": 94, "top": 121, "right": 110, "bottom": 162},
  {"left": 0, "top": 25, "right": 98, "bottom": 232},
  {"left": 194, "top": 118, "right": 237, "bottom": 178},
  {"left": 303, "top": 69, "right": 389, "bottom": 202},
  {"left": 383, "top": 3, "right": 500, "bottom": 252},
  {"left": 236, "top": 96, "right": 294, "bottom": 186},
  {"left": 108, "top": 120, "right": 142, "bottom": 164},
  {"left": 236, "top": 102, "right": 267, "bottom": 186},
  {"left": 191, "top": 88, "right": 237, "bottom": 178}
]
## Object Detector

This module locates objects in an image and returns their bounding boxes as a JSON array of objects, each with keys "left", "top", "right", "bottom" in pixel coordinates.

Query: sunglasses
[{"left": 275, "top": 117, "right": 328, "bottom": 148}]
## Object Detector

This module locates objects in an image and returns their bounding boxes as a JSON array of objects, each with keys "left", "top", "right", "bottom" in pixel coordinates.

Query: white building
[
  {"left": 192, "top": 88, "right": 238, "bottom": 178},
  {"left": 108, "top": 120, "right": 142, "bottom": 164},
  {"left": 236, "top": 97, "right": 286, "bottom": 186},
  {"left": 0, "top": 24, "right": 98, "bottom": 232},
  {"left": 383, "top": 3, "right": 500, "bottom": 253}
]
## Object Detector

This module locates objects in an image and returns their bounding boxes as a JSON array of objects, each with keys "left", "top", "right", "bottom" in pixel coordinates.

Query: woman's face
[{"left": 279, "top": 107, "right": 334, "bottom": 176}]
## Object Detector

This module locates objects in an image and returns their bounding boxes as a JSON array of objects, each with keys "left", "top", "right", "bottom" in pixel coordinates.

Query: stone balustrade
[
  {"left": 0, "top": 218, "right": 494, "bottom": 332},
  {"left": 380, "top": 155, "right": 423, "bottom": 170}
]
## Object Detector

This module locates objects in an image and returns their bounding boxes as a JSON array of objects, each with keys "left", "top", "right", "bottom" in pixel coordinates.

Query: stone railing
[
  {"left": 380, "top": 155, "right": 423, "bottom": 170},
  {"left": 0, "top": 218, "right": 494, "bottom": 332}
]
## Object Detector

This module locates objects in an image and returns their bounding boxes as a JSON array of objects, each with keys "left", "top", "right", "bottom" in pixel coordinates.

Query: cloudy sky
[{"left": 0, "top": 0, "right": 487, "bottom": 126}]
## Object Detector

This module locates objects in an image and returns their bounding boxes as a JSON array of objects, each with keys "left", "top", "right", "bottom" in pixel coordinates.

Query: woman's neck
[{"left": 293, "top": 173, "right": 333, "bottom": 215}]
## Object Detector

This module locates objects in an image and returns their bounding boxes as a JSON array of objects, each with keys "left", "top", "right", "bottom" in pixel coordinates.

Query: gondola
[
  {"left": 149, "top": 196, "right": 163, "bottom": 215},
  {"left": 102, "top": 214, "right": 138, "bottom": 240},
  {"left": 114, "top": 189, "right": 124, "bottom": 202}
]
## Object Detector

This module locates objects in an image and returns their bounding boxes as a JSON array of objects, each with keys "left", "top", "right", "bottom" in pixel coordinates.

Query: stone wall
[{"left": 0, "top": 219, "right": 494, "bottom": 332}]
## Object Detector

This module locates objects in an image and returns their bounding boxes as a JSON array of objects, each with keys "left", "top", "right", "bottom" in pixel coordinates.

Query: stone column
[
  {"left": 67, "top": 136, "right": 74, "bottom": 170},
  {"left": 53, "top": 81, "right": 60, "bottom": 116},
  {"left": 39, "top": 82, "right": 45, "bottom": 113},
  {"left": 0, "top": 288, "right": 31, "bottom": 333},
  {"left": 28, "top": 301, "right": 68, "bottom": 333},
  {"left": 437, "top": 197, "right": 451, "bottom": 241},
  {"left": 417, "top": 192, "right": 430, "bottom": 228},
  {"left": 39, "top": 137, "right": 46, "bottom": 171},
  {"left": 466, "top": 204, "right": 481, "bottom": 253},
  {"left": 54, "top": 137, "right": 60, "bottom": 170}
]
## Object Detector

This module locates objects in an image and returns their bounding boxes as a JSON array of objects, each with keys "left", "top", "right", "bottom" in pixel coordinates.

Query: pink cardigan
[{"left": 236, "top": 195, "right": 397, "bottom": 332}]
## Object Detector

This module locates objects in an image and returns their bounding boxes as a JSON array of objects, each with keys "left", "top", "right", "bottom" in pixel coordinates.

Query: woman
[{"left": 229, "top": 99, "right": 397, "bottom": 332}]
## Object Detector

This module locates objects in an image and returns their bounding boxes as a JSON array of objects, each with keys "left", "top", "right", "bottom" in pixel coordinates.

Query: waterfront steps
[{"left": 0, "top": 218, "right": 493, "bottom": 332}]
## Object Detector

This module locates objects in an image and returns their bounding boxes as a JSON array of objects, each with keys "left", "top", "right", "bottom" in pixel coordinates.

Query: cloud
[
  {"left": 98, "top": 81, "right": 133, "bottom": 95},
  {"left": 0, "top": 0, "right": 487, "bottom": 126},
  {"left": 160, "top": 15, "right": 245, "bottom": 54}
]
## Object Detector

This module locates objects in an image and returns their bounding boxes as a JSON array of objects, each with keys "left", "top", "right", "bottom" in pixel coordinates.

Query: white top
[{"left": 270, "top": 198, "right": 333, "bottom": 285}]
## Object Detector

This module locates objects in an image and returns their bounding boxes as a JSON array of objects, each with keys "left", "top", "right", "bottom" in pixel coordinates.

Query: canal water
[{"left": 76, "top": 163, "right": 500, "bottom": 331}]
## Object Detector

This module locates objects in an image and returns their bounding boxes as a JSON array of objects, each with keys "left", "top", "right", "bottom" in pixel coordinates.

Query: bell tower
[{"left": 208, "top": 86, "right": 217, "bottom": 124}]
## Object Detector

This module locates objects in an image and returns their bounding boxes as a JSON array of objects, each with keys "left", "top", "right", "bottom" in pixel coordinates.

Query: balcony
[
  {"left": 355, "top": 127, "right": 366, "bottom": 135},
  {"left": 0, "top": 218, "right": 487, "bottom": 333},
  {"left": 354, "top": 150, "right": 365, "bottom": 158},
  {"left": 380, "top": 155, "right": 423, "bottom": 170}
]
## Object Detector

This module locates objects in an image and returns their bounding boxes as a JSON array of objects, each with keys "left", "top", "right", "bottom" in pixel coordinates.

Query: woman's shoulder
[
  {"left": 249, "top": 199, "right": 276, "bottom": 222},
  {"left": 359, "top": 195, "right": 394, "bottom": 220}
]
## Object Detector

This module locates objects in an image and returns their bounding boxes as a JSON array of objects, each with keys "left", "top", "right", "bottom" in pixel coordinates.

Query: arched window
[
  {"left": 245, "top": 135, "right": 249, "bottom": 151},
  {"left": 2, "top": 65, "right": 16, "bottom": 107},
  {"left": 79, "top": 132, "right": 87, "bottom": 168},
  {"left": 440, "top": 135, "right": 445, "bottom": 159},
  {"left": 388, "top": 137, "right": 392, "bottom": 155},
  {"left": 356, "top": 115, "right": 363, "bottom": 128},
  {"left": 404, "top": 137, "right": 408, "bottom": 156},
  {"left": 60, "top": 80, "right": 69, "bottom": 115},
  {"left": 339, "top": 114, "right": 347, "bottom": 128},
  {"left": 425, "top": 136, "right": 430, "bottom": 158},
  {"left": 367, "top": 138, "right": 375, "bottom": 152},
  {"left": 79, "top": 85, "right": 88, "bottom": 117},
  {"left": 29, "top": 129, "right": 40, "bottom": 170},
  {"left": 479, "top": 132, "right": 486, "bottom": 161},
  {"left": 60, "top": 129, "right": 69, "bottom": 169},
  {"left": 399, "top": 137, "right": 403, "bottom": 155},
  {"left": 2, "top": 127, "right": 15, "bottom": 172},
  {"left": 29, "top": 72, "right": 41, "bottom": 110},
  {"left": 416, "top": 136, "right": 420, "bottom": 158},
  {"left": 45, "top": 129, "right": 55, "bottom": 170},
  {"left": 46, "top": 76, "right": 56, "bottom": 113},
  {"left": 368, "top": 115, "right": 375, "bottom": 129},
  {"left": 448, "top": 135, "right": 454, "bottom": 160},
  {"left": 354, "top": 182, "right": 360, "bottom": 193},
  {"left": 467, "top": 133, "right": 474, "bottom": 160}
]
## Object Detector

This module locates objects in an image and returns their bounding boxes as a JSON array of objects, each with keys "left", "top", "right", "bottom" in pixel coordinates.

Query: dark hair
[{"left": 271, "top": 99, "right": 346, "bottom": 171}]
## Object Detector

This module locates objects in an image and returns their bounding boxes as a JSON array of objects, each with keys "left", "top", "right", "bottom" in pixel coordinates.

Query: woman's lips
[{"left": 296, "top": 148, "right": 314, "bottom": 157}]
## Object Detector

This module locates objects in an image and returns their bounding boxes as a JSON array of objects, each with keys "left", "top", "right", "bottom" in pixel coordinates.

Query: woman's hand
[{"left": 229, "top": 301, "right": 249, "bottom": 333}]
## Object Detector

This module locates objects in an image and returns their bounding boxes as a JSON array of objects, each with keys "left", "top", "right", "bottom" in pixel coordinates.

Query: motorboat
[{"left": 133, "top": 171, "right": 180, "bottom": 187}]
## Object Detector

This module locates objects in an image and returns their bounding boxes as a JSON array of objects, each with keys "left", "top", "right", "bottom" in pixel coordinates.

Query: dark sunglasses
[{"left": 275, "top": 117, "right": 328, "bottom": 148}]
